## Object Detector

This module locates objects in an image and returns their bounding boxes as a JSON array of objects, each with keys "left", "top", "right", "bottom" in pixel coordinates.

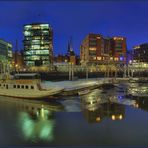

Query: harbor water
[{"left": 0, "top": 81, "right": 148, "bottom": 146}]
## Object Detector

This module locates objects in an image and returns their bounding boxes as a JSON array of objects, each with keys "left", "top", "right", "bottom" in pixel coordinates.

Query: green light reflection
[{"left": 19, "top": 107, "right": 55, "bottom": 142}]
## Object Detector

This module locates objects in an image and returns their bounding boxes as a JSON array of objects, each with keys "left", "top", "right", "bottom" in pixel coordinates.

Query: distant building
[
  {"left": 12, "top": 50, "right": 24, "bottom": 71},
  {"left": 0, "top": 39, "right": 12, "bottom": 63},
  {"left": 133, "top": 43, "right": 148, "bottom": 62},
  {"left": 126, "top": 50, "right": 132, "bottom": 64},
  {"left": 80, "top": 33, "right": 127, "bottom": 65},
  {"left": 23, "top": 23, "right": 53, "bottom": 68},
  {"left": 54, "top": 38, "right": 78, "bottom": 65},
  {"left": 66, "top": 38, "right": 77, "bottom": 65},
  {"left": 54, "top": 54, "right": 68, "bottom": 63}
]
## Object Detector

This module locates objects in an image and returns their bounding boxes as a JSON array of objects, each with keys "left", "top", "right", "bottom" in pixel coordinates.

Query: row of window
[
  {"left": 13, "top": 85, "right": 34, "bottom": 89},
  {"left": 0, "top": 84, "right": 34, "bottom": 89}
]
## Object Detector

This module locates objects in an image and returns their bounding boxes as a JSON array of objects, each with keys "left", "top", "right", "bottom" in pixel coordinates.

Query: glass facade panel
[{"left": 24, "top": 23, "right": 53, "bottom": 66}]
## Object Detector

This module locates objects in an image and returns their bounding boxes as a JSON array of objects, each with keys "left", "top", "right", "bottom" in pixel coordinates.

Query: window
[
  {"left": 97, "top": 57, "right": 102, "bottom": 60},
  {"left": 89, "top": 41, "right": 97, "bottom": 46},
  {"left": 13, "top": 85, "right": 16, "bottom": 88},
  {"left": 89, "top": 50, "right": 96, "bottom": 56},
  {"left": 31, "top": 86, "right": 34, "bottom": 89},
  {"left": 17, "top": 85, "right": 20, "bottom": 88},
  {"left": 21, "top": 85, "right": 24, "bottom": 89},
  {"left": 25, "top": 85, "right": 29, "bottom": 89}
]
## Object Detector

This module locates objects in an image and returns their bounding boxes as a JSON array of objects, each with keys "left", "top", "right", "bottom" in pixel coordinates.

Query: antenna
[{"left": 70, "top": 36, "right": 73, "bottom": 51}]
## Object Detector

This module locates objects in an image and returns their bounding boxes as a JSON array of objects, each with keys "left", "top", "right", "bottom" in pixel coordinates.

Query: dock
[{"left": 44, "top": 78, "right": 129, "bottom": 96}]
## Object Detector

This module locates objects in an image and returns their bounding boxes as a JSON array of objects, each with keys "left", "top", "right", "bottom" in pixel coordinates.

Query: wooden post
[
  {"left": 86, "top": 64, "right": 88, "bottom": 80},
  {"left": 69, "top": 63, "right": 71, "bottom": 80},
  {"left": 72, "top": 63, "right": 74, "bottom": 81}
]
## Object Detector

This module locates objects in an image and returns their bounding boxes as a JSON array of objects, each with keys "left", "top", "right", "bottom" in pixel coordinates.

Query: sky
[{"left": 0, "top": 1, "right": 148, "bottom": 55}]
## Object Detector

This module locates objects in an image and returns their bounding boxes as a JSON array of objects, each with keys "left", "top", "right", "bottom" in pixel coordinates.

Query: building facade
[
  {"left": 110, "top": 37, "right": 126, "bottom": 63},
  {"left": 80, "top": 34, "right": 110, "bottom": 65},
  {"left": 23, "top": 23, "right": 53, "bottom": 68},
  {"left": 0, "top": 39, "right": 12, "bottom": 63},
  {"left": 80, "top": 34, "right": 127, "bottom": 65},
  {"left": 12, "top": 50, "right": 24, "bottom": 71},
  {"left": 133, "top": 43, "right": 148, "bottom": 62}
]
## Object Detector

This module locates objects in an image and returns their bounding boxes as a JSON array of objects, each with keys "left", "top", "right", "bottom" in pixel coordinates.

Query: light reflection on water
[{"left": 0, "top": 83, "right": 148, "bottom": 146}]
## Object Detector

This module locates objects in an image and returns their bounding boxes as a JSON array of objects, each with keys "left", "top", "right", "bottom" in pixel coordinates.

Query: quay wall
[{"left": 13, "top": 71, "right": 148, "bottom": 81}]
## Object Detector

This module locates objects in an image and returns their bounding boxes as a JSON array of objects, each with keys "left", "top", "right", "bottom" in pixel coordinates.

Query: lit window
[
  {"left": 119, "top": 56, "right": 124, "bottom": 61},
  {"left": 32, "top": 25, "right": 40, "bottom": 29},
  {"left": 96, "top": 36, "right": 101, "bottom": 39},
  {"left": 97, "top": 57, "right": 101, "bottom": 60},
  {"left": 110, "top": 57, "right": 113, "bottom": 60},
  {"left": 25, "top": 25, "right": 32, "bottom": 29},
  {"left": 89, "top": 48, "right": 96, "bottom": 51},
  {"left": 114, "top": 57, "right": 119, "bottom": 61},
  {"left": 24, "top": 31, "right": 31, "bottom": 36}
]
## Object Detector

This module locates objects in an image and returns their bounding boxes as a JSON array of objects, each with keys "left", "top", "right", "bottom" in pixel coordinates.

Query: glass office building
[
  {"left": 0, "top": 39, "right": 12, "bottom": 63},
  {"left": 23, "top": 23, "right": 53, "bottom": 67}
]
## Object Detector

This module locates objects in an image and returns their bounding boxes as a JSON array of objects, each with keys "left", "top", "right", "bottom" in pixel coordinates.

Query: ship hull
[{"left": 0, "top": 88, "right": 63, "bottom": 99}]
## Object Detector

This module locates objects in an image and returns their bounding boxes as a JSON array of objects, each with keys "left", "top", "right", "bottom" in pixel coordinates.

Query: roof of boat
[{"left": 14, "top": 73, "right": 40, "bottom": 77}]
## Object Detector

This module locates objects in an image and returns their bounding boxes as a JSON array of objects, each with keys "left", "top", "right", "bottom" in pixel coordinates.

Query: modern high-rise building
[
  {"left": 23, "top": 23, "right": 53, "bottom": 67},
  {"left": 0, "top": 39, "right": 12, "bottom": 63},
  {"left": 80, "top": 34, "right": 127, "bottom": 65}
]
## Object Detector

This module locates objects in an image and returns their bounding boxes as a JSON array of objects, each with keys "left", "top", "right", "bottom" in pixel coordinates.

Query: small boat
[
  {"left": 78, "top": 89, "right": 90, "bottom": 95},
  {"left": 127, "top": 83, "right": 148, "bottom": 97},
  {"left": 0, "top": 73, "right": 64, "bottom": 99},
  {"left": 61, "top": 84, "right": 99, "bottom": 96}
]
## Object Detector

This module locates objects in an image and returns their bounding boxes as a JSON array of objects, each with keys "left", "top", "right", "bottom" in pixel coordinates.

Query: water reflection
[
  {"left": 131, "top": 97, "right": 148, "bottom": 111},
  {"left": 126, "top": 82, "right": 148, "bottom": 111},
  {"left": 82, "top": 103, "right": 125, "bottom": 123},
  {"left": 0, "top": 82, "right": 148, "bottom": 146},
  {"left": 80, "top": 89, "right": 125, "bottom": 123},
  {"left": 127, "top": 83, "right": 148, "bottom": 97},
  {"left": 19, "top": 108, "right": 55, "bottom": 142},
  {"left": 0, "top": 97, "right": 64, "bottom": 143}
]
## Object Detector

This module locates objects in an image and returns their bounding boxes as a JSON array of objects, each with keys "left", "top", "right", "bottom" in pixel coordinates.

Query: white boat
[{"left": 0, "top": 73, "right": 64, "bottom": 99}]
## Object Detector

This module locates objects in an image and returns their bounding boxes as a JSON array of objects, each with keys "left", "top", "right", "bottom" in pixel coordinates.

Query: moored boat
[{"left": 0, "top": 73, "right": 64, "bottom": 99}]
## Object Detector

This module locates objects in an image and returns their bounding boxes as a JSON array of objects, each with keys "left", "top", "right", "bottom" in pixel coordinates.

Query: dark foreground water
[{"left": 0, "top": 82, "right": 148, "bottom": 146}]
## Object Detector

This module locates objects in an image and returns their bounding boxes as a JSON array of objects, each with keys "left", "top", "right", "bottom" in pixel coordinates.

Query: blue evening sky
[{"left": 0, "top": 1, "right": 148, "bottom": 55}]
